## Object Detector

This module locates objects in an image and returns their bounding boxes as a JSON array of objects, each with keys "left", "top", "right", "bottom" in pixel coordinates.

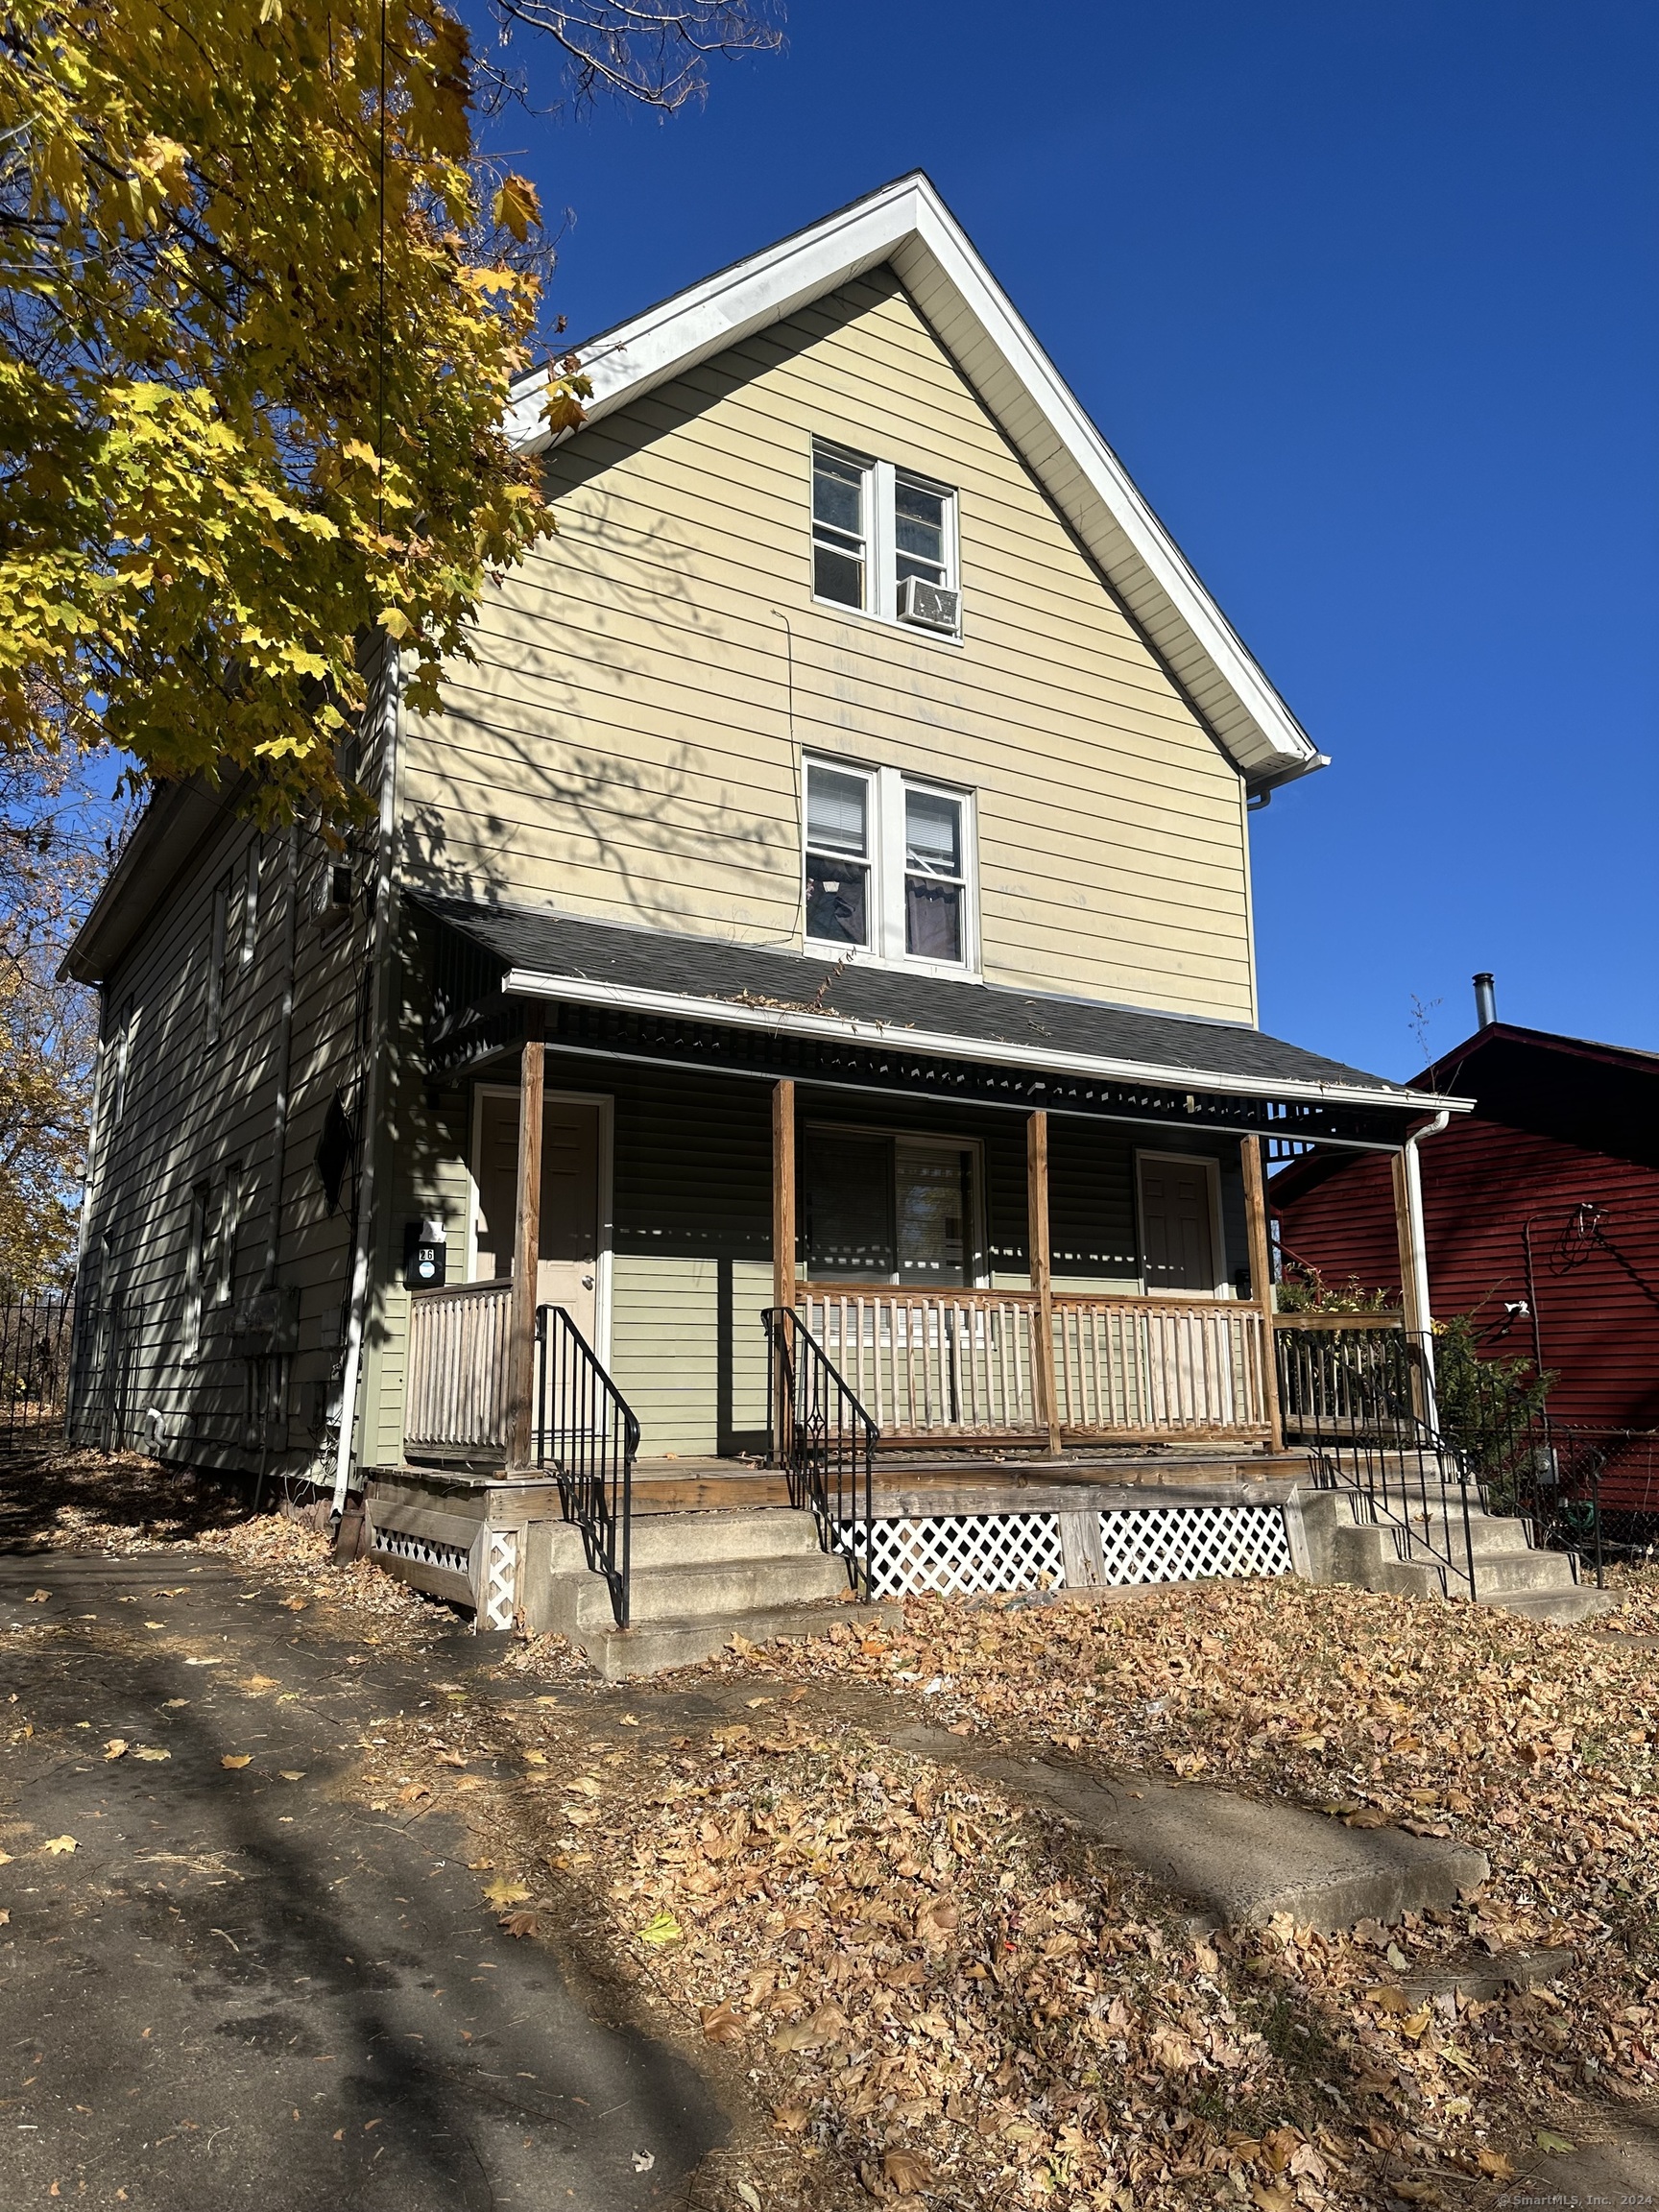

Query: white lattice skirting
[
  {"left": 845, "top": 1512, "right": 1068, "bottom": 1599},
  {"left": 1096, "top": 1505, "right": 1292, "bottom": 1586},
  {"left": 373, "top": 1526, "right": 470, "bottom": 1579},
  {"left": 483, "top": 1528, "right": 519, "bottom": 1631},
  {"left": 835, "top": 1504, "right": 1292, "bottom": 1599}
]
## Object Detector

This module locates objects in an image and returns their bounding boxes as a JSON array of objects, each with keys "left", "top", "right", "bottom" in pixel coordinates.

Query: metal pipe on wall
[{"left": 331, "top": 645, "right": 403, "bottom": 1518}]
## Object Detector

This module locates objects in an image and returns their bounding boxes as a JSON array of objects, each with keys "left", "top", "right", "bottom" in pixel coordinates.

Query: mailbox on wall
[{"left": 403, "top": 1217, "right": 447, "bottom": 1290}]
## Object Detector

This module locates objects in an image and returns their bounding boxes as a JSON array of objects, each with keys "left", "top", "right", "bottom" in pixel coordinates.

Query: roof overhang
[
  {"left": 506, "top": 173, "right": 1326, "bottom": 795},
  {"left": 62, "top": 774, "right": 245, "bottom": 986},
  {"left": 501, "top": 963, "right": 1456, "bottom": 1120}
]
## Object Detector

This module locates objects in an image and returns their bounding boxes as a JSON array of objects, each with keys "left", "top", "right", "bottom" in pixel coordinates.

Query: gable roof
[
  {"left": 506, "top": 173, "right": 1326, "bottom": 796},
  {"left": 1272, "top": 1022, "right": 1659, "bottom": 1200}
]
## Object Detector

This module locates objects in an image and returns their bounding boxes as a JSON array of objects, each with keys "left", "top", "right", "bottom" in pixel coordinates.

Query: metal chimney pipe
[{"left": 1474, "top": 972, "right": 1497, "bottom": 1029}]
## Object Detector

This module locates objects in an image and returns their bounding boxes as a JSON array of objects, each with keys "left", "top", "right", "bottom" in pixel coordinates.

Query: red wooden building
[{"left": 1271, "top": 1003, "right": 1659, "bottom": 1511}]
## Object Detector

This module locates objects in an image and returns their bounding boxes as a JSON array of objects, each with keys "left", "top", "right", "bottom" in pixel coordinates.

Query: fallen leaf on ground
[
  {"left": 132, "top": 1747, "right": 170, "bottom": 1763},
  {"left": 278, "top": 1771, "right": 306, "bottom": 1782},
  {"left": 220, "top": 1755, "right": 252, "bottom": 1770},
  {"left": 483, "top": 1879, "right": 530, "bottom": 1908},
  {"left": 772, "top": 2103, "right": 811, "bottom": 2133},
  {"left": 41, "top": 1836, "right": 76, "bottom": 1855},
  {"left": 699, "top": 2001, "right": 745, "bottom": 2045},
  {"left": 500, "top": 1910, "right": 540, "bottom": 1937},
  {"left": 883, "top": 2148, "right": 931, "bottom": 2195},
  {"left": 1536, "top": 2131, "right": 1576, "bottom": 2152},
  {"left": 104, "top": 1740, "right": 129, "bottom": 1762},
  {"left": 637, "top": 1910, "right": 684, "bottom": 1949},
  {"left": 25, "top": 1589, "right": 50, "bottom": 1603}
]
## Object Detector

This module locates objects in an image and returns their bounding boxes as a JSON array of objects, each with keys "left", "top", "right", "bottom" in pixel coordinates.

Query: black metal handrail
[
  {"left": 535, "top": 1305, "right": 637, "bottom": 1629},
  {"left": 1275, "top": 1319, "right": 1611, "bottom": 1598},
  {"left": 763, "top": 1306, "right": 879, "bottom": 1595},
  {"left": 1276, "top": 1322, "right": 1479, "bottom": 1598}
]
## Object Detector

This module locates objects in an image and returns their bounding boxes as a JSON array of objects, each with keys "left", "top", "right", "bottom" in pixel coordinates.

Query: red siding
[{"left": 1274, "top": 1121, "right": 1659, "bottom": 1481}]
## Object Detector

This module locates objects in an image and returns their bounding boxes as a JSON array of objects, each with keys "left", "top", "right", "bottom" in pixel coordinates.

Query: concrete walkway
[{"left": 0, "top": 1553, "right": 725, "bottom": 2210}]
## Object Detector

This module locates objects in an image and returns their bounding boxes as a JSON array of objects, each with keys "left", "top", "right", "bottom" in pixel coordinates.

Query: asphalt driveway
[{"left": 0, "top": 1550, "right": 727, "bottom": 2210}]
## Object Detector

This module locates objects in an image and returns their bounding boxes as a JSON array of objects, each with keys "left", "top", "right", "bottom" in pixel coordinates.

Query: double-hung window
[
  {"left": 810, "top": 442, "right": 959, "bottom": 632},
  {"left": 804, "top": 758, "right": 974, "bottom": 972},
  {"left": 804, "top": 763, "right": 872, "bottom": 949},
  {"left": 811, "top": 446, "right": 868, "bottom": 610}
]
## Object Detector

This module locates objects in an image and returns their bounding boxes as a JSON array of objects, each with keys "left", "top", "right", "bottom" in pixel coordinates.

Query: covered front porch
[
  {"left": 398, "top": 1072, "right": 1285, "bottom": 1469},
  {"left": 359, "top": 900, "right": 1444, "bottom": 1648}
]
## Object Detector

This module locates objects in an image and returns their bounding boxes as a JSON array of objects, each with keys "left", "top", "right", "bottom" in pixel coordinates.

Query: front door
[
  {"left": 1138, "top": 1154, "right": 1218, "bottom": 1295},
  {"left": 473, "top": 1093, "right": 603, "bottom": 1346}
]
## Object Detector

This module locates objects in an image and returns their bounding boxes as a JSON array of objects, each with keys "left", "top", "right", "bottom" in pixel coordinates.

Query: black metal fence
[
  {"left": 763, "top": 1307, "right": 878, "bottom": 1595},
  {"left": 534, "top": 1303, "right": 637, "bottom": 1629},
  {"left": 0, "top": 1297, "right": 73, "bottom": 1455}
]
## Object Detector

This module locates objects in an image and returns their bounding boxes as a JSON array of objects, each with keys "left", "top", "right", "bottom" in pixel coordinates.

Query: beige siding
[
  {"left": 404, "top": 268, "right": 1257, "bottom": 1021},
  {"left": 78, "top": 758, "right": 391, "bottom": 1479}
]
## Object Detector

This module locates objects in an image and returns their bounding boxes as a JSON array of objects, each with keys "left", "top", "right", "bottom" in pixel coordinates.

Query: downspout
[
  {"left": 330, "top": 646, "right": 403, "bottom": 1518},
  {"left": 251, "top": 825, "right": 300, "bottom": 1514},
  {"left": 1399, "top": 1109, "right": 1451, "bottom": 1389}
]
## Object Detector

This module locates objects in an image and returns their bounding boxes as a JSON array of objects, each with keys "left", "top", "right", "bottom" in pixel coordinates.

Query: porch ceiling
[{"left": 412, "top": 895, "right": 1469, "bottom": 1150}]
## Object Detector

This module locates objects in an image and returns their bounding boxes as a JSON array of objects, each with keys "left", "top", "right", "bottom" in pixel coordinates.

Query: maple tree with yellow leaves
[{"left": 0, "top": 0, "right": 777, "bottom": 817}]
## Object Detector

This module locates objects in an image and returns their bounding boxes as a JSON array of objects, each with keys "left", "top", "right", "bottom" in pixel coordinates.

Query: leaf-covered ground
[{"left": 353, "top": 1578, "right": 1659, "bottom": 2210}]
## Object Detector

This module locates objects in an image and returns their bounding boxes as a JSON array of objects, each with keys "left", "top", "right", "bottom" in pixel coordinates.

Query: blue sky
[{"left": 497, "top": 0, "right": 1657, "bottom": 1082}]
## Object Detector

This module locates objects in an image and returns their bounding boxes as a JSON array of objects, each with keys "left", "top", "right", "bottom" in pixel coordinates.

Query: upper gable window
[
  {"left": 811, "top": 446, "right": 867, "bottom": 610},
  {"left": 810, "top": 442, "right": 959, "bottom": 637}
]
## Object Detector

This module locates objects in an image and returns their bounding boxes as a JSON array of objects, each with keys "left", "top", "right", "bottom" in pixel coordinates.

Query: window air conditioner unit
[{"left": 897, "top": 575, "right": 959, "bottom": 633}]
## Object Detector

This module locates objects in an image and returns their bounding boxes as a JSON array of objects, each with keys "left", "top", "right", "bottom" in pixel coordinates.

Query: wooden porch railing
[
  {"left": 798, "top": 1287, "right": 1043, "bottom": 1440},
  {"left": 1053, "top": 1295, "right": 1268, "bottom": 1438},
  {"left": 405, "top": 1279, "right": 514, "bottom": 1456},
  {"left": 795, "top": 1286, "right": 1270, "bottom": 1445}
]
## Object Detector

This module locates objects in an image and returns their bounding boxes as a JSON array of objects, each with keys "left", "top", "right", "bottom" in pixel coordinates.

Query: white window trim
[
  {"left": 802, "top": 1121, "right": 989, "bottom": 1289},
  {"left": 803, "top": 758, "right": 978, "bottom": 978},
  {"left": 809, "top": 442, "right": 962, "bottom": 642},
  {"left": 1133, "top": 1150, "right": 1231, "bottom": 1301},
  {"left": 465, "top": 1083, "right": 615, "bottom": 1366}
]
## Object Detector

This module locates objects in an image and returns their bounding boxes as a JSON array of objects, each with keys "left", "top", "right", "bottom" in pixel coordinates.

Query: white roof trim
[
  {"left": 501, "top": 965, "right": 1471, "bottom": 1119},
  {"left": 507, "top": 173, "right": 1325, "bottom": 791}
]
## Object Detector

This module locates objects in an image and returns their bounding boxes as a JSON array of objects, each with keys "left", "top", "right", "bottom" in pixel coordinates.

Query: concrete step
[
  {"left": 1479, "top": 1586, "right": 1619, "bottom": 1625},
  {"left": 582, "top": 1596, "right": 900, "bottom": 1680},
  {"left": 540, "top": 1506, "right": 827, "bottom": 1578},
  {"left": 627, "top": 1508, "right": 829, "bottom": 1570},
  {"left": 573, "top": 1549, "right": 852, "bottom": 1631}
]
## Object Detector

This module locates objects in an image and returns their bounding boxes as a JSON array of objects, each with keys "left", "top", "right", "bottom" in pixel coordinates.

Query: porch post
[
  {"left": 1239, "top": 1136, "right": 1285, "bottom": 1453},
  {"left": 504, "top": 1005, "right": 545, "bottom": 1469},
  {"left": 1026, "top": 1109, "right": 1062, "bottom": 1455},
  {"left": 772, "top": 1078, "right": 797, "bottom": 1315}
]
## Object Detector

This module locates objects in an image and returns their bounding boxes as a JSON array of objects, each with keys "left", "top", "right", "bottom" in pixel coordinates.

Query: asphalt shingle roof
[{"left": 414, "top": 895, "right": 1421, "bottom": 1101}]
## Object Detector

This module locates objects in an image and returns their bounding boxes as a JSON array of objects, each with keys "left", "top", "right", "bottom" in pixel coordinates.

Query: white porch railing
[
  {"left": 405, "top": 1280, "right": 514, "bottom": 1455},
  {"left": 1053, "top": 1295, "right": 1267, "bottom": 1437},
  {"left": 795, "top": 1286, "right": 1269, "bottom": 1444},
  {"left": 798, "top": 1288, "right": 1043, "bottom": 1439}
]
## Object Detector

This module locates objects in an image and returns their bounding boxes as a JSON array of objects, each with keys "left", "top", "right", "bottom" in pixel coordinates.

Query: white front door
[
  {"left": 1138, "top": 1154, "right": 1219, "bottom": 1295},
  {"left": 473, "top": 1093, "right": 603, "bottom": 1346}
]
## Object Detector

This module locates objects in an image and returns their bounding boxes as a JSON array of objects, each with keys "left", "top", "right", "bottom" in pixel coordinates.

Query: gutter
[{"left": 499, "top": 967, "right": 1475, "bottom": 1122}]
